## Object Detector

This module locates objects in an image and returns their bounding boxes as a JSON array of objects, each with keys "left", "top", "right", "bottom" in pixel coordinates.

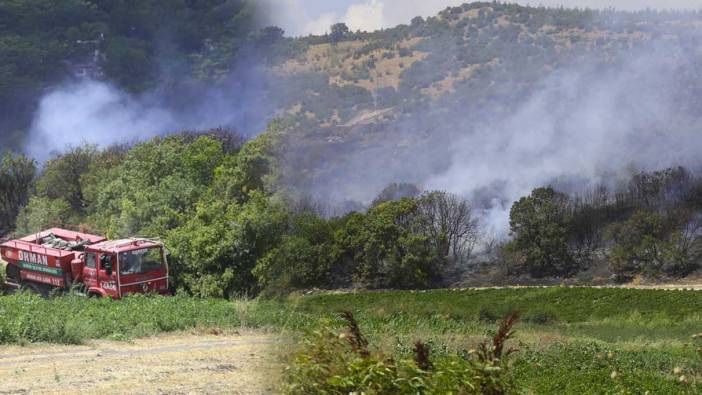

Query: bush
[
  {"left": 254, "top": 235, "right": 332, "bottom": 295},
  {"left": 524, "top": 311, "right": 557, "bottom": 325},
  {"left": 607, "top": 210, "right": 667, "bottom": 277},
  {"left": 478, "top": 307, "right": 499, "bottom": 323},
  {"left": 284, "top": 311, "right": 519, "bottom": 394}
]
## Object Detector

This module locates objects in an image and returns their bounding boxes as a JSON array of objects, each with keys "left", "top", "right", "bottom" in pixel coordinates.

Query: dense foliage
[
  {"left": 504, "top": 168, "right": 702, "bottom": 280},
  {"left": 508, "top": 187, "right": 574, "bottom": 277},
  {"left": 8, "top": 130, "right": 702, "bottom": 293},
  {"left": 11, "top": 132, "right": 477, "bottom": 296},
  {"left": 0, "top": 152, "right": 36, "bottom": 234}
]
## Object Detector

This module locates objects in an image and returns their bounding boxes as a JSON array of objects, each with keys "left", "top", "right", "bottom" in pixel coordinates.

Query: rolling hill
[{"left": 267, "top": 2, "right": 702, "bottom": 209}]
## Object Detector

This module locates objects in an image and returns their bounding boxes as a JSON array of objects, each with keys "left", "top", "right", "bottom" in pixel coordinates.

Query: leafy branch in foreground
[{"left": 339, "top": 310, "right": 370, "bottom": 358}]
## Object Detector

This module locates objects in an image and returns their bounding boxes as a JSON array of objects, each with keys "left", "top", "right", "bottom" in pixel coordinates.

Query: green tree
[
  {"left": 89, "top": 134, "right": 229, "bottom": 238},
  {"left": 330, "top": 23, "right": 350, "bottom": 44},
  {"left": 664, "top": 221, "right": 702, "bottom": 276},
  {"left": 165, "top": 132, "right": 285, "bottom": 297},
  {"left": 606, "top": 210, "right": 667, "bottom": 278},
  {"left": 509, "top": 187, "right": 575, "bottom": 277},
  {"left": 167, "top": 192, "right": 288, "bottom": 297},
  {"left": 0, "top": 152, "right": 36, "bottom": 233},
  {"left": 606, "top": 209, "right": 702, "bottom": 278},
  {"left": 36, "top": 145, "right": 99, "bottom": 215},
  {"left": 354, "top": 198, "right": 442, "bottom": 288},
  {"left": 14, "top": 197, "right": 71, "bottom": 235},
  {"left": 254, "top": 211, "right": 337, "bottom": 294}
]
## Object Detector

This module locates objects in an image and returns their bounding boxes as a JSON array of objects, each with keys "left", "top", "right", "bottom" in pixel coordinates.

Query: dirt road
[{"left": 0, "top": 331, "right": 280, "bottom": 394}]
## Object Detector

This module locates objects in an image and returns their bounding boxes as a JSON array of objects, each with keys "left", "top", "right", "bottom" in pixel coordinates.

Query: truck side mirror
[{"left": 101, "top": 255, "right": 113, "bottom": 276}]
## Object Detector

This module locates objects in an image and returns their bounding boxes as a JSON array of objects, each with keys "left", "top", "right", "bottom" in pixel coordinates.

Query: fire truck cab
[{"left": 81, "top": 238, "right": 170, "bottom": 298}]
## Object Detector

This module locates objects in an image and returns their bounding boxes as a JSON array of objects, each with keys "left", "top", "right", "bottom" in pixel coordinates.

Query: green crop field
[{"left": 1, "top": 287, "right": 701, "bottom": 393}]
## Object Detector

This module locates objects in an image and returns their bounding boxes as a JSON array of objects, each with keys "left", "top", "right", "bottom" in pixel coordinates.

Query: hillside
[{"left": 267, "top": 3, "right": 702, "bottom": 206}]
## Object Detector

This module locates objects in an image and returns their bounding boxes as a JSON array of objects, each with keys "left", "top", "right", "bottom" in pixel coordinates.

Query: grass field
[{"left": 1, "top": 287, "right": 701, "bottom": 393}]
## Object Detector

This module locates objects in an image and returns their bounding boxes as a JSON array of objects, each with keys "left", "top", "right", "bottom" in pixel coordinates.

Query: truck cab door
[
  {"left": 82, "top": 252, "right": 98, "bottom": 290},
  {"left": 96, "top": 254, "right": 119, "bottom": 298}
]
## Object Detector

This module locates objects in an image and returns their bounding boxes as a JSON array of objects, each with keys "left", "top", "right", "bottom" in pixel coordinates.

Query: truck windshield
[{"left": 119, "top": 247, "right": 163, "bottom": 275}]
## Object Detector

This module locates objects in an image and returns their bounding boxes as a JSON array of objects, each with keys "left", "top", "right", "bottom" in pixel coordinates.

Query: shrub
[
  {"left": 478, "top": 307, "right": 499, "bottom": 323},
  {"left": 284, "top": 311, "right": 519, "bottom": 394},
  {"left": 605, "top": 210, "right": 702, "bottom": 278},
  {"left": 253, "top": 235, "right": 332, "bottom": 295},
  {"left": 607, "top": 210, "right": 667, "bottom": 277},
  {"left": 524, "top": 311, "right": 557, "bottom": 325}
]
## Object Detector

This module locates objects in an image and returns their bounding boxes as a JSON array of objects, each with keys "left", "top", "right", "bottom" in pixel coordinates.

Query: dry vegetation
[
  {"left": 0, "top": 331, "right": 279, "bottom": 394},
  {"left": 275, "top": 38, "right": 428, "bottom": 93}
]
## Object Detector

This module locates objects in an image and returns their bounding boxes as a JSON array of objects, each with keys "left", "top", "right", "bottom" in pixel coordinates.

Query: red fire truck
[{"left": 1, "top": 228, "right": 169, "bottom": 298}]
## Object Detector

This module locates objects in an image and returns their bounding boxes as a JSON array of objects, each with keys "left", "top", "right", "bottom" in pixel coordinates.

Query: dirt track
[{"left": 0, "top": 331, "right": 279, "bottom": 394}]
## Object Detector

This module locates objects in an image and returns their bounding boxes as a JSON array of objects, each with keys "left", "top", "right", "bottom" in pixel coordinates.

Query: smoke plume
[
  {"left": 27, "top": 61, "right": 274, "bottom": 161},
  {"left": 425, "top": 37, "right": 702, "bottom": 234}
]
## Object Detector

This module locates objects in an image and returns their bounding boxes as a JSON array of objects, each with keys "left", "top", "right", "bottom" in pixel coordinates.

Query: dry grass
[
  {"left": 275, "top": 38, "right": 426, "bottom": 92},
  {"left": 0, "top": 331, "right": 280, "bottom": 394}
]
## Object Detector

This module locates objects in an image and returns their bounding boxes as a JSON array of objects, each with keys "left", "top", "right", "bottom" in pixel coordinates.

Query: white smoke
[
  {"left": 27, "top": 61, "right": 274, "bottom": 161},
  {"left": 425, "top": 39, "right": 702, "bottom": 235},
  {"left": 28, "top": 80, "right": 173, "bottom": 160}
]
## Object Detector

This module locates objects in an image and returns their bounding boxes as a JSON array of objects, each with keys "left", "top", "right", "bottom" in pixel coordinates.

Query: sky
[{"left": 262, "top": 0, "right": 702, "bottom": 36}]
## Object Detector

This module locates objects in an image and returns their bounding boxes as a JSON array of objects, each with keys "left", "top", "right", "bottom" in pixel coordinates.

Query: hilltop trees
[{"left": 330, "top": 23, "right": 350, "bottom": 44}]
